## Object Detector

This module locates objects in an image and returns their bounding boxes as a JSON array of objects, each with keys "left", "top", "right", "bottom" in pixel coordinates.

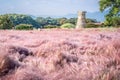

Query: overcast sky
[{"left": 0, "top": 0, "right": 100, "bottom": 16}]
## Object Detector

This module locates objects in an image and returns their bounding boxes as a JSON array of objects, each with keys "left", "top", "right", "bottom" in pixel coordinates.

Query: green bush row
[{"left": 15, "top": 24, "right": 33, "bottom": 30}]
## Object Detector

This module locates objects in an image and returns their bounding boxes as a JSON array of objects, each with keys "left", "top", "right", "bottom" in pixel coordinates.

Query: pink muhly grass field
[{"left": 0, "top": 28, "right": 120, "bottom": 80}]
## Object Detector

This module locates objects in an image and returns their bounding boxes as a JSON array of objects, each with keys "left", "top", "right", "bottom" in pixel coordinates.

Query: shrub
[
  {"left": 15, "top": 24, "right": 33, "bottom": 30},
  {"left": 44, "top": 25, "right": 59, "bottom": 29},
  {"left": 60, "top": 23, "right": 75, "bottom": 29},
  {"left": 85, "top": 23, "right": 103, "bottom": 28}
]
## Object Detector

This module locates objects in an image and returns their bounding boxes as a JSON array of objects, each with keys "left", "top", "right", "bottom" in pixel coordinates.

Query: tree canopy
[
  {"left": 0, "top": 15, "right": 13, "bottom": 29},
  {"left": 0, "top": 13, "right": 101, "bottom": 29},
  {"left": 99, "top": 0, "right": 120, "bottom": 26},
  {"left": 7, "top": 14, "right": 41, "bottom": 28},
  {"left": 99, "top": 0, "right": 120, "bottom": 16}
]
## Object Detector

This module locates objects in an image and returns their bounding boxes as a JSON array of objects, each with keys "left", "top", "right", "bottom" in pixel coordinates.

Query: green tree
[
  {"left": 86, "top": 18, "right": 97, "bottom": 23},
  {"left": 7, "top": 14, "right": 41, "bottom": 28},
  {"left": 104, "top": 16, "right": 120, "bottom": 27},
  {"left": 58, "top": 17, "right": 68, "bottom": 25},
  {"left": 36, "top": 17, "right": 47, "bottom": 28},
  {"left": 67, "top": 18, "right": 77, "bottom": 25},
  {"left": 112, "top": 17, "right": 120, "bottom": 27},
  {"left": 0, "top": 15, "right": 13, "bottom": 29},
  {"left": 36, "top": 17, "right": 60, "bottom": 28},
  {"left": 99, "top": 0, "right": 120, "bottom": 26}
]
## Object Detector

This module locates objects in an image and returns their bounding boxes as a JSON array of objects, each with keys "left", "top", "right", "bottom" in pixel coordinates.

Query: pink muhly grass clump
[{"left": 0, "top": 29, "right": 120, "bottom": 80}]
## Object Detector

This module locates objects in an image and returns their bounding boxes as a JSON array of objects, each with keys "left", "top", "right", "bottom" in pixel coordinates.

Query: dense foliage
[
  {"left": 86, "top": 18, "right": 98, "bottom": 23},
  {"left": 104, "top": 16, "right": 120, "bottom": 27},
  {"left": 0, "top": 14, "right": 103, "bottom": 29},
  {"left": 85, "top": 23, "right": 101, "bottom": 28},
  {"left": 7, "top": 14, "right": 41, "bottom": 28},
  {"left": 36, "top": 17, "right": 60, "bottom": 28},
  {"left": 99, "top": 0, "right": 120, "bottom": 26},
  {"left": 15, "top": 24, "right": 33, "bottom": 30},
  {"left": 36, "top": 17, "right": 77, "bottom": 28},
  {"left": 0, "top": 15, "right": 13, "bottom": 29},
  {"left": 60, "top": 23, "right": 75, "bottom": 29},
  {"left": 44, "top": 25, "right": 59, "bottom": 29}
]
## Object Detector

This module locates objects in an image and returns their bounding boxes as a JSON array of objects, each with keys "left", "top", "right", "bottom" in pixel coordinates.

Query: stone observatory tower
[{"left": 76, "top": 11, "right": 86, "bottom": 28}]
